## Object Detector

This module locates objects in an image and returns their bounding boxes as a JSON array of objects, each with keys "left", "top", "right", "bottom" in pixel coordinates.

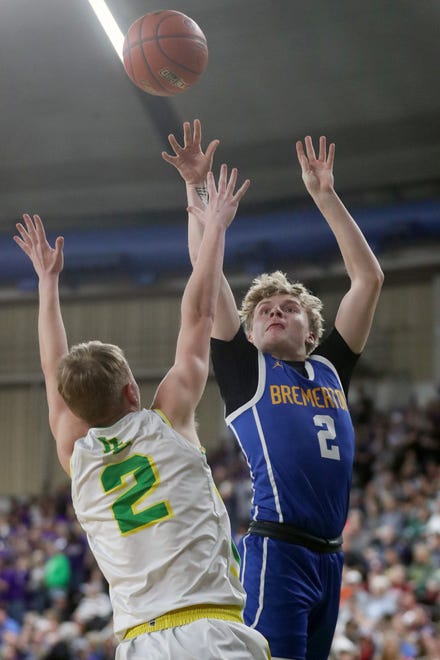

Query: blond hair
[
  {"left": 57, "top": 341, "right": 132, "bottom": 426},
  {"left": 239, "top": 271, "right": 324, "bottom": 354}
]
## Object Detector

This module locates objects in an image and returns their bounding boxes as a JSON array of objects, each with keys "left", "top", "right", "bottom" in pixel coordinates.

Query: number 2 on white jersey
[
  {"left": 313, "top": 414, "right": 340, "bottom": 461},
  {"left": 101, "top": 453, "right": 173, "bottom": 535}
]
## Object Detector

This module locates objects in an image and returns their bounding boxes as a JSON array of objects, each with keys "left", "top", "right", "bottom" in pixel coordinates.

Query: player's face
[{"left": 249, "top": 294, "right": 314, "bottom": 360}]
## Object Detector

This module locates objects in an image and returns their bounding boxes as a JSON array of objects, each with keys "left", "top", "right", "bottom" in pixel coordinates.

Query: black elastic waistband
[{"left": 249, "top": 520, "right": 343, "bottom": 554}]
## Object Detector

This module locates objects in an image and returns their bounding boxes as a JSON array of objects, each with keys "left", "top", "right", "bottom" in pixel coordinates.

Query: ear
[
  {"left": 124, "top": 381, "right": 139, "bottom": 407},
  {"left": 306, "top": 332, "right": 316, "bottom": 347}
]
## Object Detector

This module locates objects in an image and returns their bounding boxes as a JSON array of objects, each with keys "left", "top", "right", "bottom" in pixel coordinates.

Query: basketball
[{"left": 122, "top": 10, "right": 208, "bottom": 96}]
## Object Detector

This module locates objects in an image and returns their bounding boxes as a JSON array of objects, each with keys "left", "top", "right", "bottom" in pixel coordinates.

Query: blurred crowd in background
[{"left": 0, "top": 386, "right": 439, "bottom": 659}]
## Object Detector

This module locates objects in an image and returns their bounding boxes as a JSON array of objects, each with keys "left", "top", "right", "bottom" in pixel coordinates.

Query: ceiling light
[{"left": 87, "top": 0, "right": 124, "bottom": 62}]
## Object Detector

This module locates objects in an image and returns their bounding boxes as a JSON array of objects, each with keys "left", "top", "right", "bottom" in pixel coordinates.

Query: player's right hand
[{"left": 161, "top": 118, "right": 220, "bottom": 185}]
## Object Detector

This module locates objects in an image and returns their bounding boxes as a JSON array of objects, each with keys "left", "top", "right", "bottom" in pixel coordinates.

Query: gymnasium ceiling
[{"left": 0, "top": 0, "right": 440, "bottom": 235}]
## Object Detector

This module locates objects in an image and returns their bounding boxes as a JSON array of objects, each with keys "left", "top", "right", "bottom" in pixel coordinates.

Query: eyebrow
[{"left": 257, "top": 298, "right": 301, "bottom": 309}]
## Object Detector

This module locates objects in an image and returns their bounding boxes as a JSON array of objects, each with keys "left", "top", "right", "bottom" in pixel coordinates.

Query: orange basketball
[{"left": 122, "top": 10, "right": 208, "bottom": 96}]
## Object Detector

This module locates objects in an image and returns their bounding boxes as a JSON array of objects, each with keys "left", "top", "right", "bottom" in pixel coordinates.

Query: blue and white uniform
[{"left": 211, "top": 327, "right": 359, "bottom": 660}]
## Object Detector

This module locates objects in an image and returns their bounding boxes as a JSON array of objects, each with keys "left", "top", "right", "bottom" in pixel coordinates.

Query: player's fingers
[
  {"left": 186, "top": 205, "right": 204, "bottom": 221},
  {"left": 13, "top": 234, "right": 27, "bottom": 249},
  {"left": 167, "top": 134, "right": 182, "bottom": 153},
  {"left": 296, "top": 141, "right": 311, "bottom": 174},
  {"left": 161, "top": 151, "right": 176, "bottom": 164},
  {"left": 12, "top": 236, "right": 31, "bottom": 257},
  {"left": 54, "top": 237, "right": 64, "bottom": 264},
  {"left": 326, "top": 142, "right": 335, "bottom": 169},
  {"left": 233, "top": 178, "right": 251, "bottom": 203},
  {"left": 15, "top": 222, "right": 31, "bottom": 242},
  {"left": 217, "top": 163, "right": 228, "bottom": 193},
  {"left": 193, "top": 118, "right": 201, "bottom": 145},
  {"left": 183, "top": 121, "right": 192, "bottom": 147},
  {"left": 295, "top": 140, "right": 307, "bottom": 166},
  {"left": 226, "top": 167, "right": 238, "bottom": 196},
  {"left": 205, "top": 139, "right": 220, "bottom": 163},
  {"left": 304, "top": 135, "right": 316, "bottom": 161},
  {"left": 54, "top": 236, "right": 64, "bottom": 252},
  {"left": 206, "top": 170, "right": 217, "bottom": 197},
  {"left": 318, "top": 136, "right": 327, "bottom": 161},
  {"left": 33, "top": 215, "right": 47, "bottom": 242},
  {"left": 21, "top": 213, "right": 33, "bottom": 228},
  {"left": 22, "top": 214, "right": 38, "bottom": 240}
]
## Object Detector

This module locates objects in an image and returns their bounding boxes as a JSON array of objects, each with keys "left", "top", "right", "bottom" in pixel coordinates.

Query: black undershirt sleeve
[
  {"left": 211, "top": 327, "right": 259, "bottom": 417},
  {"left": 312, "top": 327, "right": 360, "bottom": 397}
]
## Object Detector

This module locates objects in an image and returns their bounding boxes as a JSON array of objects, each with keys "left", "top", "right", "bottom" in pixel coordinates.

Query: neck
[
  {"left": 271, "top": 351, "right": 305, "bottom": 362},
  {"left": 93, "top": 403, "right": 139, "bottom": 428}
]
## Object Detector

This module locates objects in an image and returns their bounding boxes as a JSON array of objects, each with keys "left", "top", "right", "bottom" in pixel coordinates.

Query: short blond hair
[
  {"left": 239, "top": 271, "right": 324, "bottom": 354},
  {"left": 57, "top": 341, "right": 132, "bottom": 426}
]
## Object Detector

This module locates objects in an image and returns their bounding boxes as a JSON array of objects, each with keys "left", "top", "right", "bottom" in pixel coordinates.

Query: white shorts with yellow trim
[{"left": 116, "top": 618, "right": 270, "bottom": 659}]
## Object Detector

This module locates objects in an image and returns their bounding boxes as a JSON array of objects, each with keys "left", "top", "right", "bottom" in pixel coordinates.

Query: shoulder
[
  {"left": 210, "top": 326, "right": 260, "bottom": 415},
  {"left": 312, "top": 327, "right": 360, "bottom": 395},
  {"left": 211, "top": 325, "right": 256, "bottom": 356},
  {"left": 314, "top": 327, "right": 359, "bottom": 362},
  {"left": 52, "top": 409, "right": 89, "bottom": 475},
  {"left": 210, "top": 325, "right": 258, "bottom": 376}
]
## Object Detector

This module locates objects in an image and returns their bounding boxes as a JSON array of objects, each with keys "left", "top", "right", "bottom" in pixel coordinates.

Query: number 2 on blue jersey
[{"left": 313, "top": 414, "right": 340, "bottom": 460}]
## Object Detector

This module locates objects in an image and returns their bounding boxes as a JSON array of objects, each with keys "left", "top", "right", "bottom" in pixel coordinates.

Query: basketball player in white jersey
[{"left": 13, "top": 165, "right": 270, "bottom": 659}]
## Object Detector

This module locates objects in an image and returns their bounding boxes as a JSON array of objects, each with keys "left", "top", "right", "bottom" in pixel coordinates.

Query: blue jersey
[{"left": 225, "top": 351, "right": 354, "bottom": 538}]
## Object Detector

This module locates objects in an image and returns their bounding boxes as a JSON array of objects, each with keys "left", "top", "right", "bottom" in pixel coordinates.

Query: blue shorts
[{"left": 239, "top": 533, "right": 344, "bottom": 660}]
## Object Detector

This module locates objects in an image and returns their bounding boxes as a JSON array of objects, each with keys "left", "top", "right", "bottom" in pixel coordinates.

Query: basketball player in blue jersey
[
  {"left": 163, "top": 120, "right": 384, "bottom": 660},
  {"left": 13, "top": 166, "right": 271, "bottom": 659}
]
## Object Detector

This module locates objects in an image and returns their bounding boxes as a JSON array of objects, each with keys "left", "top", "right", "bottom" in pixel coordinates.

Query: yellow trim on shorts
[{"left": 123, "top": 604, "right": 243, "bottom": 639}]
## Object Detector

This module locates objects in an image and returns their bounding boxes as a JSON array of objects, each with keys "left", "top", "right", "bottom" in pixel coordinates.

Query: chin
[{"left": 261, "top": 341, "right": 281, "bottom": 355}]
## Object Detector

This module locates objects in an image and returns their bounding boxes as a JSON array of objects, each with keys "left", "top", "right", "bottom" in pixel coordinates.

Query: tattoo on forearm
[{"left": 195, "top": 184, "right": 209, "bottom": 207}]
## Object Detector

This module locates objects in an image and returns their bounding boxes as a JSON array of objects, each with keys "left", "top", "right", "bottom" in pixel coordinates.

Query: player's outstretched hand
[
  {"left": 188, "top": 164, "right": 250, "bottom": 230},
  {"left": 14, "top": 214, "right": 64, "bottom": 278},
  {"left": 296, "top": 135, "right": 335, "bottom": 198},
  {"left": 161, "top": 118, "right": 220, "bottom": 185}
]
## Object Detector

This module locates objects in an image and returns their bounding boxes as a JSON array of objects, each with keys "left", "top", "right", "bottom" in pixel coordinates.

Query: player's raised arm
[
  {"left": 13, "top": 215, "right": 88, "bottom": 473},
  {"left": 162, "top": 118, "right": 219, "bottom": 264},
  {"left": 162, "top": 119, "right": 241, "bottom": 341},
  {"left": 296, "top": 136, "right": 384, "bottom": 352},
  {"left": 152, "top": 165, "right": 249, "bottom": 443}
]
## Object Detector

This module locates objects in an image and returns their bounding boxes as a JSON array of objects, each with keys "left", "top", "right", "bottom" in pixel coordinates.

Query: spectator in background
[
  {"left": 0, "top": 603, "right": 20, "bottom": 645},
  {"left": 43, "top": 539, "right": 71, "bottom": 606}
]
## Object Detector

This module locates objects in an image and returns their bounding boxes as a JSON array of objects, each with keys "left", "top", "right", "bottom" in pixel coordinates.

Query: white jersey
[{"left": 70, "top": 409, "right": 245, "bottom": 640}]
